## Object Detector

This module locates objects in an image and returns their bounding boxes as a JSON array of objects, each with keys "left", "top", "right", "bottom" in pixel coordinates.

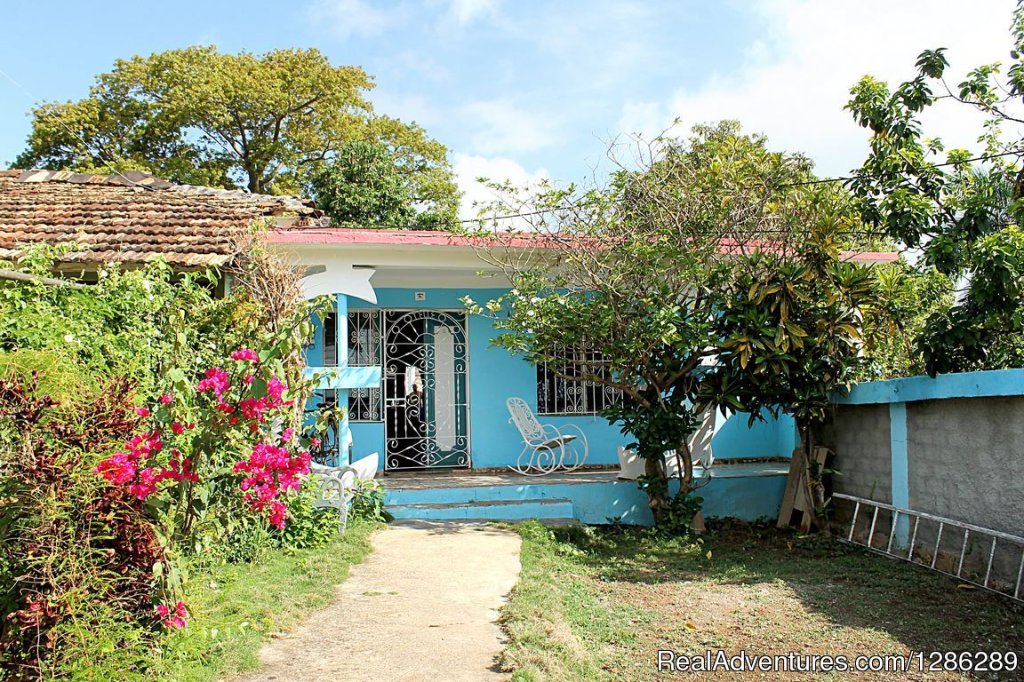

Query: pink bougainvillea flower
[
  {"left": 135, "top": 406, "right": 150, "bottom": 417},
  {"left": 171, "top": 421, "right": 184, "bottom": 435},
  {"left": 242, "top": 374, "right": 255, "bottom": 385},
  {"left": 233, "top": 442, "right": 311, "bottom": 528},
  {"left": 159, "top": 394, "right": 173, "bottom": 404},
  {"left": 268, "top": 499, "right": 288, "bottom": 529},
  {"left": 128, "top": 467, "right": 160, "bottom": 500},
  {"left": 196, "top": 367, "right": 230, "bottom": 396},
  {"left": 230, "top": 348, "right": 259, "bottom": 362},
  {"left": 126, "top": 431, "right": 163, "bottom": 459},
  {"left": 266, "top": 376, "right": 287, "bottom": 404},
  {"left": 94, "top": 451, "right": 137, "bottom": 485},
  {"left": 280, "top": 427, "right": 295, "bottom": 443},
  {"left": 156, "top": 601, "right": 188, "bottom": 629},
  {"left": 239, "top": 397, "right": 269, "bottom": 421}
]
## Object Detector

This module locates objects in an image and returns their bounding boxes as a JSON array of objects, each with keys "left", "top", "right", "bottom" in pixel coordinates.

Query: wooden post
[{"left": 777, "top": 446, "right": 805, "bottom": 528}]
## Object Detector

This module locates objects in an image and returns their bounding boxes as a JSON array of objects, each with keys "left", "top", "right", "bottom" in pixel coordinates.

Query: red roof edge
[{"left": 266, "top": 227, "right": 898, "bottom": 263}]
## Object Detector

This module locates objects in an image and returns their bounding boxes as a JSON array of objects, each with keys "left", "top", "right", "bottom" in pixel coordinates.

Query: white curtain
[{"left": 433, "top": 326, "right": 456, "bottom": 450}]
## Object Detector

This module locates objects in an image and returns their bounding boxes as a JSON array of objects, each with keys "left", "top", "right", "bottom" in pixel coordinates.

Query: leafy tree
[
  {"left": 846, "top": 3, "right": 1024, "bottom": 374},
  {"left": 467, "top": 122, "right": 819, "bottom": 526},
  {"left": 14, "top": 46, "right": 457, "bottom": 204},
  {"left": 308, "top": 139, "right": 459, "bottom": 229},
  {"left": 699, "top": 188, "right": 879, "bottom": 529},
  {"left": 857, "top": 261, "right": 953, "bottom": 380}
]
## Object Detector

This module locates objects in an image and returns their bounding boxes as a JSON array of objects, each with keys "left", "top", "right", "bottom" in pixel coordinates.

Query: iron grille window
[
  {"left": 536, "top": 344, "right": 622, "bottom": 415},
  {"left": 348, "top": 310, "right": 383, "bottom": 422}
]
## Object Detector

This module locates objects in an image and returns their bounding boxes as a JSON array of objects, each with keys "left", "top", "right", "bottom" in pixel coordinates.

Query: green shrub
[
  {"left": 272, "top": 479, "right": 340, "bottom": 551},
  {"left": 351, "top": 479, "right": 391, "bottom": 523}
]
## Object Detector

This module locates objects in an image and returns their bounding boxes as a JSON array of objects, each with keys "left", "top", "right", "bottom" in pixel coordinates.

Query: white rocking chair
[{"left": 506, "top": 397, "right": 589, "bottom": 476}]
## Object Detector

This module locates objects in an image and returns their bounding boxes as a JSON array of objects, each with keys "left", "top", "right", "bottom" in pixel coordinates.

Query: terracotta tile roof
[{"left": 0, "top": 169, "right": 325, "bottom": 268}]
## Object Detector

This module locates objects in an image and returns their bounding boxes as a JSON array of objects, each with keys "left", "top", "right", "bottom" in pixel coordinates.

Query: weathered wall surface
[
  {"left": 907, "top": 396, "right": 1024, "bottom": 537},
  {"left": 832, "top": 404, "right": 892, "bottom": 503},
  {"left": 831, "top": 388, "right": 1024, "bottom": 538}
]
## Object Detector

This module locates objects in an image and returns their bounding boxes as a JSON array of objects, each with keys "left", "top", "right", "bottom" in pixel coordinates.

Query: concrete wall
[
  {"left": 831, "top": 369, "right": 1024, "bottom": 538},
  {"left": 907, "top": 397, "right": 1024, "bottom": 537},
  {"left": 831, "top": 404, "right": 892, "bottom": 503}
]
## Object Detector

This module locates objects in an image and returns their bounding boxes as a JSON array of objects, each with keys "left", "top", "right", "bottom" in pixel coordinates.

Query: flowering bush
[
  {"left": 91, "top": 343, "right": 318, "bottom": 607},
  {"left": 0, "top": 250, "right": 328, "bottom": 678}
]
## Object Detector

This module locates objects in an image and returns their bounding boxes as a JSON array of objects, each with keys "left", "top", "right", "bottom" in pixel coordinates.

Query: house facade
[
  {"left": 268, "top": 226, "right": 805, "bottom": 475},
  {"left": 0, "top": 170, "right": 893, "bottom": 524}
]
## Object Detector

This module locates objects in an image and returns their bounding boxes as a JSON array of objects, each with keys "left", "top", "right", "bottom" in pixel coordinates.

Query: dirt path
[{"left": 236, "top": 521, "right": 522, "bottom": 682}]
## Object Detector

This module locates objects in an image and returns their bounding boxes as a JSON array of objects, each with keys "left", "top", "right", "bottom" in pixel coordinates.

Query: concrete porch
[{"left": 381, "top": 462, "right": 790, "bottom": 525}]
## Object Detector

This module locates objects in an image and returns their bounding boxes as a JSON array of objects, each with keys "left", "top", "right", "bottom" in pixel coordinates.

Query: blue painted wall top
[{"left": 835, "top": 368, "right": 1024, "bottom": 405}]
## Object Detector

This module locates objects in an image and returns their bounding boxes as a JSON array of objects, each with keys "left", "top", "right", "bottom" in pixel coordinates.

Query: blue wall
[
  {"left": 339, "top": 287, "right": 796, "bottom": 469},
  {"left": 384, "top": 468, "right": 788, "bottom": 525}
]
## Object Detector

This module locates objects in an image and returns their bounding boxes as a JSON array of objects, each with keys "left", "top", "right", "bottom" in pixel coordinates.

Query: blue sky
[{"left": 0, "top": 1, "right": 1014, "bottom": 214}]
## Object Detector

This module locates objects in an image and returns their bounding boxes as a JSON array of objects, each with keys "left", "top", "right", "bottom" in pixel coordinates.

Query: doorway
[{"left": 383, "top": 310, "right": 470, "bottom": 470}]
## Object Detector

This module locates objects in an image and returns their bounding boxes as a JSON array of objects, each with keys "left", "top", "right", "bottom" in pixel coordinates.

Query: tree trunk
[
  {"left": 677, "top": 438, "right": 703, "bottom": 532},
  {"left": 643, "top": 451, "right": 670, "bottom": 525}
]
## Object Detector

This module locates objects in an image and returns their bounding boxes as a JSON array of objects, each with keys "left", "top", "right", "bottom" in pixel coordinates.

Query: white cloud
[
  {"left": 306, "top": 0, "right": 408, "bottom": 39},
  {"left": 461, "top": 98, "right": 559, "bottom": 155},
  {"left": 452, "top": 153, "right": 549, "bottom": 220},
  {"left": 626, "top": 0, "right": 1015, "bottom": 176},
  {"left": 448, "top": 0, "right": 499, "bottom": 25},
  {"left": 617, "top": 101, "right": 667, "bottom": 139}
]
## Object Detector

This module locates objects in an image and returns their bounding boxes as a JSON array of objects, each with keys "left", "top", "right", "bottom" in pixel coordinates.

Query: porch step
[
  {"left": 386, "top": 497, "right": 576, "bottom": 522},
  {"left": 385, "top": 481, "right": 588, "bottom": 507}
]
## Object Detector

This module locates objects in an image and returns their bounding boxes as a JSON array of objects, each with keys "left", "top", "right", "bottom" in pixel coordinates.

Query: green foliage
[
  {"left": 846, "top": 3, "right": 1024, "bottom": 374},
  {"left": 701, "top": 192, "right": 878, "bottom": 432},
  {"left": 0, "top": 248, "right": 210, "bottom": 391},
  {"left": 308, "top": 138, "right": 459, "bottom": 230},
  {"left": 917, "top": 225, "right": 1024, "bottom": 374},
  {"left": 856, "top": 261, "right": 953, "bottom": 380},
  {"left": 467, "top": 122, "right": 826, "bottom": 524},
  {"left": 350, "top": 479, "right": 392, "bottom": 523},
  {"left": 271, "top": 479, "right": 339, "bottom": 552},
  {"left": 14, "top": 46, "right": 454, "bottom": 199}
]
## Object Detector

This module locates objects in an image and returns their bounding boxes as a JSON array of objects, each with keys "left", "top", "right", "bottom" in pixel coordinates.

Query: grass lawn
[
  {"left": 501, "top": 521, "right": 1024, "bottom": 681},
  {"left": 151, "top": 518, "right": 381, "bottom": 681}
]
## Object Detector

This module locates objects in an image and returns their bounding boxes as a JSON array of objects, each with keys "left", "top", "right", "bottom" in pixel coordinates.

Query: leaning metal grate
[{"left": 834, "top": 493, "right": 1024, "bottom": 603}]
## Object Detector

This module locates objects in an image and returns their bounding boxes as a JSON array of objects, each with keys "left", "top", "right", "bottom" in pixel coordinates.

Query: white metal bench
[
  {"left": 310, "top": 452, "right": 379, "bottom": 533},
  {"left": 506, "top": 397, "right": 589, "bottom": 476}
]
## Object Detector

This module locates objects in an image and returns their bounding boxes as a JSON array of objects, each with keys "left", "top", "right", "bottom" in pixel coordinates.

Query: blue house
[{"left": 269, "top": 226, "right": 884, "bottom": 524}]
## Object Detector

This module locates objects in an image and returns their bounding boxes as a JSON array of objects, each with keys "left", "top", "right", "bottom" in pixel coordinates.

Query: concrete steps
[{"left": 386, "top": 496, "right": 576, "bottom": 522}]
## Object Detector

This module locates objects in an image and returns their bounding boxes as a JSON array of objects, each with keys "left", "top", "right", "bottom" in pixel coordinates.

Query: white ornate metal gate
[{"left": 383, "top": 310, "right": 470, "bottom": 470}]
